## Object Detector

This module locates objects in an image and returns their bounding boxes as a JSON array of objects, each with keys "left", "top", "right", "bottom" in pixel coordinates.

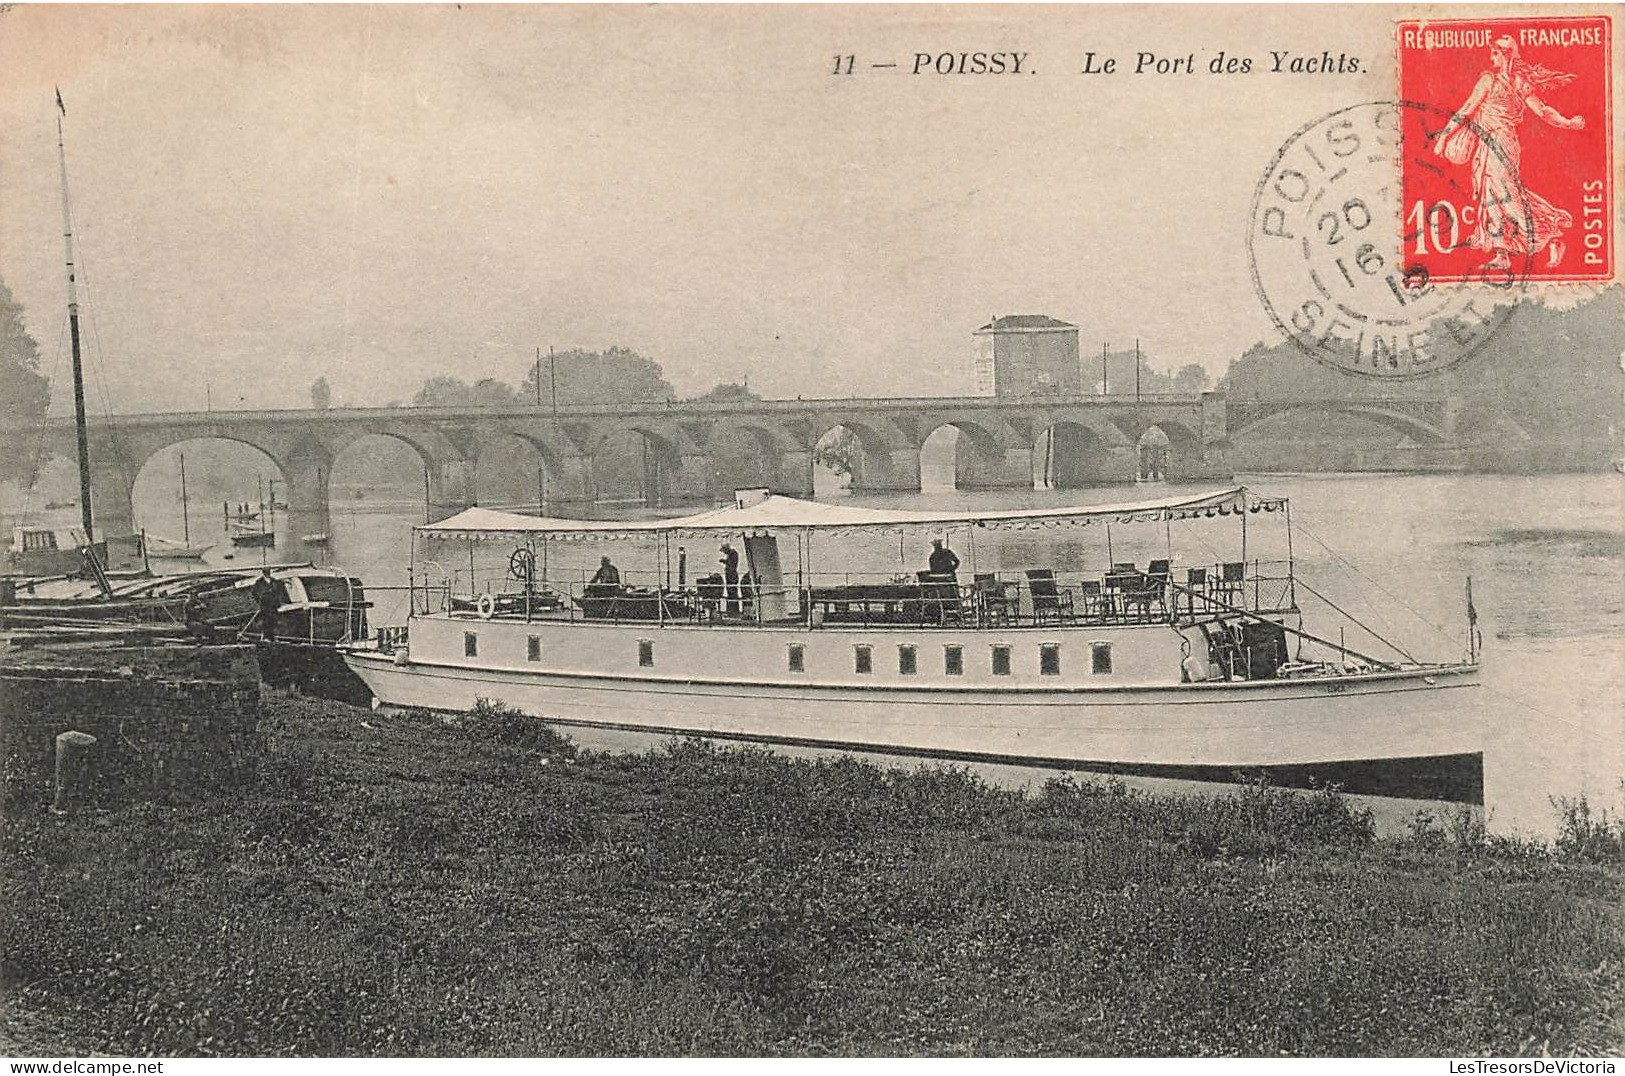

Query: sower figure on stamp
[{"left": 1432, "top": 35, "right": 1586, "bottom": 272}]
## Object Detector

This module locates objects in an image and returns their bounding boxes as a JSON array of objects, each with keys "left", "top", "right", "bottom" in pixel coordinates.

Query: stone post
[{"left": 52, "top": 730, "right": 98, "bottom": 814}]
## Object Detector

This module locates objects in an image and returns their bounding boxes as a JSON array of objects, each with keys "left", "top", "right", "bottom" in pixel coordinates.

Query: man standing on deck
[
  {"left": 720, "top": 542, "right": 740, "bottom": 614},
  {"left": 926, "top": 538, "right": 961, "bottom": 624},
  {"left": 250, "top": 568, "right": 282, "bottom": 640}
]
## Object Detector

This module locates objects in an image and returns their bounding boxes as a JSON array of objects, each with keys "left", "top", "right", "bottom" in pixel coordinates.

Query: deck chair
[
  {"left": 1218, "top": 561, "right": 1246, "bottom": 606},
  {"left": 1144, "top": 559, "right": 1172, "bottom": 616},
  {"left": 973, "top": 573, "right": 1016, "bottom": 625},
  {"left": 1076, "top": 579, "right": 1103, "bottom": 617},
  {"left": 917, "top": 569, "right": 963, "bottom": 624},
  {"left": 1183, "top": 566, "right": 1208, "bottom": 616},
  {"left": 1025, "top": 569, "right": 1074, "bottom": 623},
  {"left": 1104, "top": 563, "right": 1139, "bottom": 621},
  {"left": 1119, "top": 567, "right": 1162, "bottom": 620}
]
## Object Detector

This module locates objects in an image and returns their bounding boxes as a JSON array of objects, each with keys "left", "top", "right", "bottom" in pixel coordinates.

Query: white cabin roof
[{"left": 419, "top": 487, "right": 1281, "bottom": 541}]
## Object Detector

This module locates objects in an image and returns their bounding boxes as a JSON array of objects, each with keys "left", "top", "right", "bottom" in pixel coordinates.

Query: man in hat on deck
[
  {"left": 720, "top": 542, "right": 741, "bottom": 615},
  {"left": 249, "top": 568, "right": 282, "bottom": 640}
]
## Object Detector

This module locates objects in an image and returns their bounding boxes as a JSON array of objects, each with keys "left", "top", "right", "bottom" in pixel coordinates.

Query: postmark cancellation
[{"left": 1248, "top": 16, "right": 1613, "bottom": 381}]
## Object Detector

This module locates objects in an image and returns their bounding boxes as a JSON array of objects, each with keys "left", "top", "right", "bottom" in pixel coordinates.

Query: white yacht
[{"left": 341, "top": 487, "right": 1484, "bottom": 800}]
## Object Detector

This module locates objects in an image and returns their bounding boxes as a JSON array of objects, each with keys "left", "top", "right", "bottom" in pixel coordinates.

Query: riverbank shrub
[
  {"left": 1552, "top": 793, "right": 1625, "bottom": 864},
  {"left": 396, "top": 698, "right": 579, "bottom": 758},
  {"left": 2, "top": 694, "right": 1620, "bottom": 1056}
]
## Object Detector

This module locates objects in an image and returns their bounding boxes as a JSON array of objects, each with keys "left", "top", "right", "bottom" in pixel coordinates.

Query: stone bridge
[
  {"left": 1227, "top": 397, "right": 1458, "bottom": 445},
  {"left": 39, "top": 393, "right": 1233, "bottom": 542}
]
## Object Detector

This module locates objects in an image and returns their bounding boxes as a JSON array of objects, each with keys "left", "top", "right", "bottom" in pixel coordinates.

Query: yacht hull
[{"left": 343, "top": 629, "right": 1483, "bottom": 801}]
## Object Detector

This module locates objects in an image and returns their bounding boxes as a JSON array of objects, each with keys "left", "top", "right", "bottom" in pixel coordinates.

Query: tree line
[{"left": 406, "top": 347, "right": 678, "bottom": 409}]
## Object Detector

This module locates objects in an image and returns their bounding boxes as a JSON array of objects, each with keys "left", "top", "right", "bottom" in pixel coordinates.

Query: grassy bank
[{"left": 3, "top": 694, "right": 1622, "bottom": 1057}]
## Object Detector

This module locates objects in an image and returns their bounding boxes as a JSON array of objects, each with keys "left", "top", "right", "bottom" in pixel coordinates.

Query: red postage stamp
[{"left": 1397, "top": 15, "right": 1613, "bottom": 283}]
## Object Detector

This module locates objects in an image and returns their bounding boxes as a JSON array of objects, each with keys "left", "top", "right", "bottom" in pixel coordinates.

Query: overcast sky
[{"left": 0, "top": 4, "right": 1604, "bottom": 414}]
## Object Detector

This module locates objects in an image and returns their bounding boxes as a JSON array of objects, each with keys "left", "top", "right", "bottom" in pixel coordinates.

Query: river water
[{"left": 141, "top": 471, "right": 1622, "bottom": 839}]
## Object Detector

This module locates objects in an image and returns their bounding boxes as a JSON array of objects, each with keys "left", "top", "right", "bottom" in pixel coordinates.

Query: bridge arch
[
  {"left": 590, "top": 426, "right": 684, "bottom": 508},
  {"left": 920, "top": 420, "right": 1005, "bottom": 491},
  {"left": 812, "top": 421, "right": 913, "bottom": 494},
  {"left": 1035, "top": 421, "right": 1130, "bottom": 488},
  {"left": 322, "top": 432, "right": 452, "bottom": 526},
  {"left": 128, "top": 437, "right": 290, "bottom": 555},
  {"left": 1229, "top": 402, "right": 1448, "bottom": 445},
  {"left": 1130, "top": 421, "right": 1205, "bottom": 481},
  {"left": 471, "top": 432, "right": 563, "bottom": 514},
  {"left": 332, "top": 428, "right": 454, "bottom": 473},
  {"left": 1227, "top": 404, "right": 1448, "bottom": 473},
  {"left": 707, "top": 421, "right": 788, "bottom": 498}
]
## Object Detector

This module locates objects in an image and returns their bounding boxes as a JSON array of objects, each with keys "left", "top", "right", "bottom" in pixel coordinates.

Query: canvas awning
[{"left": 418, "top": 487, "right": 1281, "bottom": 541}]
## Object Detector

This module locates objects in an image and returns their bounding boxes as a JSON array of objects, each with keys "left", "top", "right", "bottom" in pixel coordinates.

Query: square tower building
[{"left": 973, "top": 315, "right": 1081, "bottom": 397}]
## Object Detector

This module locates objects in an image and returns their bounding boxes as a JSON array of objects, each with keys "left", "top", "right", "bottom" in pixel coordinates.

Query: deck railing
[{"left": 410, "top": 559, "right": 1297, "bottom": 631}]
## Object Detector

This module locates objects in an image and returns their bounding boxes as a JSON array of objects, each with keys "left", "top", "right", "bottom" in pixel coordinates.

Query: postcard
[{"left": 0, "top": 4, "right": 1620, "bottom": 1060}]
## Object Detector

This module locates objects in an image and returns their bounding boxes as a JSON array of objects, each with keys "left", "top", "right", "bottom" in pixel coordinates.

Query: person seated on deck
[{"left": 585, "top": 556, "right": 621, "bottom": 597}]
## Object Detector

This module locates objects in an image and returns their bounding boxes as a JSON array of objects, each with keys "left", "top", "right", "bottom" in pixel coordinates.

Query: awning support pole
[{"left": 1285, "top": 501, "right": 1296, "bottom": 611}]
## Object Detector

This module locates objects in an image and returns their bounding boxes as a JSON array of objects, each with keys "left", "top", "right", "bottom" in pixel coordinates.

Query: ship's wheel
[{"left": 509, "top": 547, "right": 536, "bottom": 581}]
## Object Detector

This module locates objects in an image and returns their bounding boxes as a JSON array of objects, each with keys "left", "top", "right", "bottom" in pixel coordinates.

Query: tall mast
[
  {"left": 180, "top": 453, "right": 191, "bottom": 545},
  {"left": 56, "top": 90, "right": 95, "bottom": 545}
]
